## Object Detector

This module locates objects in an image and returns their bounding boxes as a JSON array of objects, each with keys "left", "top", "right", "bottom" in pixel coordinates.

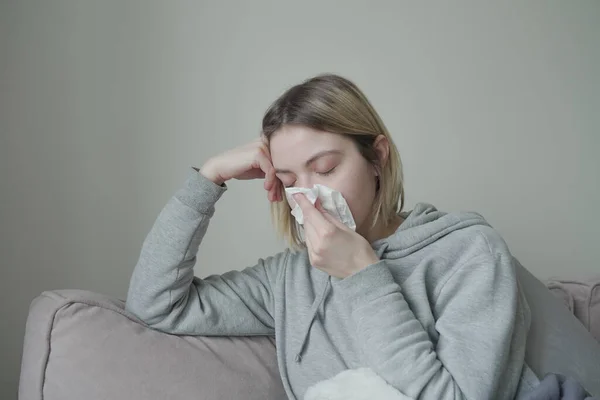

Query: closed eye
[
  {"left": 282, "top": 167, "right": 337, "bottom": 188},
  {"left": 317, "top": 167, "right": 336, "bottom": 176}
]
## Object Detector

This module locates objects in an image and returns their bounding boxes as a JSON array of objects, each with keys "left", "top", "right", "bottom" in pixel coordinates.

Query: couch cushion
[
  {"left": 19, "top": 290, "right": 286, "bottom": 400},
  {"left": 516, "top": 260, "right": 600, "bottom": 396},
  {"left": 21, "top": 264, "right": 600, "bottom": 399},
  {"left": 547, "top": 278, "right": 600, "bottom": 343}
]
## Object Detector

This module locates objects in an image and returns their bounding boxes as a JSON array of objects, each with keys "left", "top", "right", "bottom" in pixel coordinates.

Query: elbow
[
  {"left": 125, "top": 296, "right": 191, "bottom": 335},
  {"left": 124, "top": 294, "right": 168, "bottom": 329}
]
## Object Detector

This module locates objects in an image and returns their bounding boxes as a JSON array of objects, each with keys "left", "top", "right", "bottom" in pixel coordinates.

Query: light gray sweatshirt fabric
[{"left": 126, "top": 168, "right": 537, "bottom": 400}]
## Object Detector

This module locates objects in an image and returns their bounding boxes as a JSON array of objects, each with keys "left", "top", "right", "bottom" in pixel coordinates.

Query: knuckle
[
  {"left": 313, "top": 242, "right": 325, "bottom": 256},
  {"left": 322, "top": 227, "right": 335, "bottom": 238},
  {"left": 311, "top": 254, "right": 322, "bottom": 267},
  {"left": 258, "top": 143, "right": 270, "bottom": 157}
]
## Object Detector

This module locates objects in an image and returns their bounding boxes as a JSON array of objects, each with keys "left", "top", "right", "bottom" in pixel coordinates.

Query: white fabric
[
  {"left": 285, "top": 184, "right": 356, "bottom": 231},
  {"left": 304, "top": 368, "right": 413, "bottom": 400}
]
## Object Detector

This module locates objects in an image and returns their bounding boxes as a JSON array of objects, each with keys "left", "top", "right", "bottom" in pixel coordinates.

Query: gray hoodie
[{"left": 126, "top": 168, "right": 538, "bottom": 399}]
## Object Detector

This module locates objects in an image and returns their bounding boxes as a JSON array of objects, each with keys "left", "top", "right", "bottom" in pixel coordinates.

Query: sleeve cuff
[
  {"left": 333, "top": 260, "right": 397, "bottom": 306},
  {"left": 174, "top": 167, "right": 228, "bottom": 214}
]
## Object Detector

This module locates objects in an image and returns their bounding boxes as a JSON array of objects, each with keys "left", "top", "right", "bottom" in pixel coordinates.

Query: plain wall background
[{"left": 1, "top": 1, "right": 598, "bottom": 398}]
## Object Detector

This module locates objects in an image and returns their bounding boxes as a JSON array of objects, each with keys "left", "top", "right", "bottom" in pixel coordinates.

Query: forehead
[{"left": 269, "top": 126, "right": 351, "bottom": 167}]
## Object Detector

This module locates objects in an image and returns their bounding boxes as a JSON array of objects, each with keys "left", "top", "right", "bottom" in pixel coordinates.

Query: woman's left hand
[{"left": 293, "top": 193, "right": 380, "bottom": 279}]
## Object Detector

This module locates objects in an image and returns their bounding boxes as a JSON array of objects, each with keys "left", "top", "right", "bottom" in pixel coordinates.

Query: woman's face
[{"left": 269, "top": 125, "right": 382, "bottom": 235}]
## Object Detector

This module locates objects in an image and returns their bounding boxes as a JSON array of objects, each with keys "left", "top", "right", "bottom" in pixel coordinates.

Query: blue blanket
[{"left": 524, "top": 374, "right": 598, "bottom": 400}]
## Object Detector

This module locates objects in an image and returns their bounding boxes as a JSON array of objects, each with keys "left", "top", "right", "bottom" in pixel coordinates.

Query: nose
[
  {"left": 294, "top": 176, "right": 307, "bottom": 189},
  {"left": 294, "top": 176, "right": 316, "bottom": 189}
]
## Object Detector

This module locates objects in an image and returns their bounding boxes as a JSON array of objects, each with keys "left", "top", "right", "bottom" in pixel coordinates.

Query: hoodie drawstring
[{"left": 294, "top": 275, "right": 331, "bottom": 363}]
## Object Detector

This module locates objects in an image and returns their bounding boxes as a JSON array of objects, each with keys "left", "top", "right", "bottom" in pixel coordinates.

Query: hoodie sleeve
[
  {"left": 125, "top": 168, "right": 284, "bottom": 336},
  {"left": 333, "top": 228, "right": 529, "bottom": 400}
]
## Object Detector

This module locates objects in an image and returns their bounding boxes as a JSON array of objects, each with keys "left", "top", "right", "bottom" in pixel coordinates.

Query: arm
[
  {"left": 125, "top": 168, "right": 284, "bottom": 336},
  {"left": 334, "top": 228, "right": 529, "bottom": 399}
]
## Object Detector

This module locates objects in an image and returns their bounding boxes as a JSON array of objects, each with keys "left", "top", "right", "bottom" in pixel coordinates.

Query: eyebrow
[{"left": 275, "top": 150, "right": 342, "bottom": 174}]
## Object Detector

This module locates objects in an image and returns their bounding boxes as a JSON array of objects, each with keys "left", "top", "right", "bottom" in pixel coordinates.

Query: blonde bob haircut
[{"left": 262, "top": 74, "right": 405, "bottom": 251}]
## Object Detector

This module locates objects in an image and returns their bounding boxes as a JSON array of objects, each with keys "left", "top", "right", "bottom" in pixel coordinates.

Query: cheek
[
  {"left": 333, "top": 174, "right": 377, "bottom": 226},
  {"left": 343, "top": 186, "right": 375, "bottom": 226}
]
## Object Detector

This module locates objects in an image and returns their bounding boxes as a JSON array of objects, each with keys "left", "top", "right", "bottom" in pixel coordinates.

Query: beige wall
[{"left": 1, "top": 1, "right": 598, "bottom": 397}]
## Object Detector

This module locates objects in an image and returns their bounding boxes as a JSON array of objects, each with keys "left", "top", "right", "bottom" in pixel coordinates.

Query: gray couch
[{"left": 18, "top": 261, "right": 600, "bottom": 399}]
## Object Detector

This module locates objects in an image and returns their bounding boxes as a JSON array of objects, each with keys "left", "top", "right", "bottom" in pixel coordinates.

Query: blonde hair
[{"left": 262, "top": 74, "right": 405, "bottom": 250}]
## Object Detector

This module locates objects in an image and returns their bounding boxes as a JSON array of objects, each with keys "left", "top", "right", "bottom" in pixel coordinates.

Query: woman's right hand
[{"left": 199, "top": 137, "right": 282, "bottom": 202}]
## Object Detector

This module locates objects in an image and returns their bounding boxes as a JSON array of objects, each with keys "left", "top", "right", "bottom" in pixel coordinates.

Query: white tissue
[{"left": 284, "top": 184, "right": 356, "bottom": 231}]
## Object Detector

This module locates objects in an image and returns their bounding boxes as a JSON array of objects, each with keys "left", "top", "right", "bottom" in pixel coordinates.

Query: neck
[{"left": 360, "top": 214, "right": 404, "bottom": 244}]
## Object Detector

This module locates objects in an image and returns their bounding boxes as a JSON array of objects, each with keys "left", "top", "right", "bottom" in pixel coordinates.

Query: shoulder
[
  {"left": 445, "top": 223, "right": 512, "bottom": 261},
  {"left": 407, "top": 203, "right": 512, "bottom": 260},
  {"left": 432, "top": 224, "right": 517, "bottom": 296}
]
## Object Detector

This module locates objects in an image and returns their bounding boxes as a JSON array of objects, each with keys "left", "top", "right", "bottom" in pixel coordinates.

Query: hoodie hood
[{"left": 293, "top": 202, "right": 491, "bottom": 363}]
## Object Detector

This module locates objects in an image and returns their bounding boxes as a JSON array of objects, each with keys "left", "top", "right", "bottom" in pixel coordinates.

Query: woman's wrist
[
  {"left": 199, "top": 160, "right": 225, "bottom": 186},
  {"left": 347, "top": 247, "right": 380, "bottom": 278}
]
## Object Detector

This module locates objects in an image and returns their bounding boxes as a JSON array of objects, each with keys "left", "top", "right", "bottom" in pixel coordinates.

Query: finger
[
  {"left": 268, "top": 182, "right": 277, "bottom": 203},
  {"left": 314, "top": 198, "right": 325, "bottom": 213},
  {"left": 256, "top": 149, "right": 275, "bottom": 191},
  {"left": 293, "top": 193, "right": 329, "bottom": 231},
  {"left": 260, "top": 133, "right": 269, "bottom": 147},
  {"left": 240, "top": 169, "right": 265, "bottom": 180},
  {"left": 263, "top": 148, "right": 278, "bottom": 194},
  {"left": 274, "top": 179, "right": 283, "bottom": 202},
  {"left": 314, "top": 199, "right": 335, "bottom": 222},
  {"left": 263, "top": 164, "right": 276, "bottom": 191},
  {"left": 260, "top": 141, "right": 275, "bottom": 171},
  {"left": 259, "top": 142, "right": 281, "bottom": 201},
  {"left": 303, "top": 212, "right": 319, "bottom": 240},
  {"left": 303, "top": 226, "right": 313, "bottom": 258},
  {"left": 270, "top": 176, "right": 281, "bottom": 202},
  {"left": 303, "top": 221, "right": 326, "bottom": 270},
  {"left": 314, "top": 200, "right": 348, "bottom": 230},
  {"left": 302, "top": 219, "right": 318, "bottom": 256},
  {"left": 263, "top": 172, "right": 275, "bottom": 202}
]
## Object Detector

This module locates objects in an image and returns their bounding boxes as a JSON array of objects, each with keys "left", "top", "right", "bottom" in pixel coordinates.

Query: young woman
[{"left": 126, "top": 74, "right": 533, "bottom": 399}]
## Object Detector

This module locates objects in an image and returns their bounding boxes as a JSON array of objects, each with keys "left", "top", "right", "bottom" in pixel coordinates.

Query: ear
[{"left": 372, "top": 135, "right": 390, "bottom": 176}]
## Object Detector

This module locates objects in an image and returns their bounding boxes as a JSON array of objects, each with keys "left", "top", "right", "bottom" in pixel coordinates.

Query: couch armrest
[{"left": 19, "top": 290, "right": 286, "bottom": 400}]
